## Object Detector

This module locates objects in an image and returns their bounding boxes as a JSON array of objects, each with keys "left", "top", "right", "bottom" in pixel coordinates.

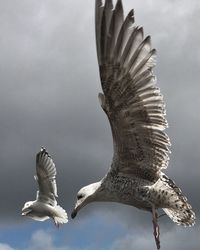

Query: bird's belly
[
  {"left": 104, "top": 176, "right": 152, "bottom": 211},
  {"left": 114, "top": 192, "right": 152, "bottom": 211},
  {"left": 27, "top": 213, "right": 49, "bottom": 221},
  {"left": 30, "top": 202, "right": 53, "bottom": 221}
]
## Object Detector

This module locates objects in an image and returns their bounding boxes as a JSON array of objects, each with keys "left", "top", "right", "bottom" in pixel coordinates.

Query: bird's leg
[{"left": 152, "top": 205, "right": 160, "bottom": 249}]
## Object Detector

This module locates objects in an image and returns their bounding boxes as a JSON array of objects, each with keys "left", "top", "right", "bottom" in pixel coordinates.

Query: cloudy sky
[{"left": 0, "top": 0, "right": 199, "bottom": 249}]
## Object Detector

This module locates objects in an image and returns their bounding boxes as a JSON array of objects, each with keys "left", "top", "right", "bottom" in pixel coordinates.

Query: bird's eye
[
  {"left": 77, "top": 194, "right": 84, "bottom": 200},
  {"left": 26, "top": 202, "right": 30, "bottom": 207}
]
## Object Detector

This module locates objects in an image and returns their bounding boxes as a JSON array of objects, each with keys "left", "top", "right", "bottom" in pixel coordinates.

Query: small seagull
[
  {"left": 22, "top": 147, "right": 68, "bottom": 227},
  {"left": 71, "top": 0, "right": 195, "bottom": 249}
]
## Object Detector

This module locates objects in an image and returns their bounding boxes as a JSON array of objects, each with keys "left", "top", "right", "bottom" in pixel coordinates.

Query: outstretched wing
[
  {"left": 35, "top": 147, "right": 58, "bottom": 206},
  {"left": 95, "top": 0, "right": 170, "bottom": 182}
]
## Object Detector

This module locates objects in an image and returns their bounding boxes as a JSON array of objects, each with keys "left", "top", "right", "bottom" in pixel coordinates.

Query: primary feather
[
  {"left": 36, "top": 147, "right": 58, "bottom": 206},
  {"left": 96, "top": 0, "right": 170, "bottom": 182}
]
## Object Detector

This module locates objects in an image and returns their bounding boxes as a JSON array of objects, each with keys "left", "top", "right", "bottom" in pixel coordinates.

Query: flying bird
[
  {"left": 22, "top": 147, "right": 68, "bottom": 227},
  {"left": 71, "top": 0, "right": 195, "bottom": 248}
]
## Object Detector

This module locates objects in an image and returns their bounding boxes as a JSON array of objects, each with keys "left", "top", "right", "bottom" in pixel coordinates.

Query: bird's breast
[{"left": 102, "top": 174, "right": 152, "bottom": 210}]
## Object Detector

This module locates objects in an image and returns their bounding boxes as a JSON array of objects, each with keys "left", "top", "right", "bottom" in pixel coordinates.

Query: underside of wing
[
  {"left": 35, "top": 147, "right": 58, "bottom": 206},
  {"left": 95, "top": 0, "right": 171, "bottom": 182}
]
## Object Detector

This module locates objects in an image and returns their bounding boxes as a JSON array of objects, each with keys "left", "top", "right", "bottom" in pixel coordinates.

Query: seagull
[
  {"left": 71, "top": 0, "right": 195, "bottom": 248},
  {"left": 22, "top": 147, "right": 68, "bottom": 227}
]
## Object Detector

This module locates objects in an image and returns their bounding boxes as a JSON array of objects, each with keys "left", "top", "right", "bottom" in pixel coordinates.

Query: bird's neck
[{"left": 91, "top": 179, "right": 118, "bottom": 202}]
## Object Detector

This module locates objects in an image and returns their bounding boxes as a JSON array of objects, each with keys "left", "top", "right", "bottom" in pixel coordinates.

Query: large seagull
[
  {"left": 22, "top": 148, "right": 68, "bottom": 227},
  {"left": 72, "top": 0, "right": 195, "bottom": 248}
]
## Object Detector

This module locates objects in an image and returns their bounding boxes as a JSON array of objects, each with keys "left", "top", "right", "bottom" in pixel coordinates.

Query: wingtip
[
  {"left": 96, "top": 0, "right": 103, "bottom": 8},
  {"left": 105, "top": 0, "right": 113, "bottom": 10},
  {"left": 125, "top": 9, "right": 135, "bottom": 26},
  {"left": 116, "top": 0, "right": 122, "bottom": 7},
  {"left": 138, "top": 26, "right": 144, "bottom": 36},
  {"left": 40, "top": 146, "right": 45, "bottom": 152},
  {"left": 40, "top": 147, "right": 51, "bottom": 157},
  {"left": 151, "top": 48, "right": 157, "bottom": 55},
  {"left": 128, "top": 9, "right": 134, "bottom": 18},
  {"left": 115, "top": 0, "right": 123, "bottom": 13}
]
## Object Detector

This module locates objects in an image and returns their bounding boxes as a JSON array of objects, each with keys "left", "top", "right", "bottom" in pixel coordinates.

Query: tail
[
  {"left": 163, "top": 207, "right": 195, "bottom": 226},
  {"left": 53, "top": 205, "right": 68, "bottom": 227},
  {"left": 161, "top": 174, "right": 195, "bottom": 226}
]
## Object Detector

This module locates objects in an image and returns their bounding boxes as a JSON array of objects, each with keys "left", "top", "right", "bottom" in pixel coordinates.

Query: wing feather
[
  {"left": 35, "top": 147, "right": 58, "bottom": 206},
  {"left": 96, "top": 0, "right": 170, "bottom": 182}
]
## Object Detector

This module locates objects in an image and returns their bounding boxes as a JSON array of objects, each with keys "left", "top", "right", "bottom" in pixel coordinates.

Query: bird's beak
[
  {"left": 71, "top": 209, "right": 77, "bottom": 219},
  {"left": 71, "top": 195, "right": 91, "bottom": 219},
  {"left": 71, "top": 200, "right": 84, "bottom": 219},
  {"left": 21, "top": 207, "right": 32, "bottom": 216}
]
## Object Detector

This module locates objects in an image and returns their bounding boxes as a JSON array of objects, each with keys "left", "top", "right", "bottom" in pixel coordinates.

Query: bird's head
[
  {"left": 71, "top": 182, "right": 102, "bottom": 219},
  {"left": 21, "top": 201, "right": 34, "bottom": 216}
]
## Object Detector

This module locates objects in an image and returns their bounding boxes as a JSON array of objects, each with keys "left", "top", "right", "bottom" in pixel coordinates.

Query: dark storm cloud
[{"left": 0, "top": 1, "right": 199, "bottom": 244}]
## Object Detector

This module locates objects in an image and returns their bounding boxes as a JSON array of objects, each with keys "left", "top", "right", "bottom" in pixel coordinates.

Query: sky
[{"left": 0, "top": 0, "right": 199, "bottom": 249}]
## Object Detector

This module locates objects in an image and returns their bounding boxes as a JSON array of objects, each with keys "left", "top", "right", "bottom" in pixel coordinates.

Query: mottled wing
[
  {"left": 35, "top": 148, "right": 58, "bottom": 206},
  {"left": 95, "top": 0, "right": 170, "bottom": 182}
]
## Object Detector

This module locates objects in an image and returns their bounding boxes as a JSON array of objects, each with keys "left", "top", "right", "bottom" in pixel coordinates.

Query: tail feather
[
  {"left": 161, "top": 174, "right": 196, "bottom": 226},
  {"left": 54, "top": 205, "right": 68, "bottom": 226},
  {"left": 163, "top": 207, "right": 195, "bottom": 226}
]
